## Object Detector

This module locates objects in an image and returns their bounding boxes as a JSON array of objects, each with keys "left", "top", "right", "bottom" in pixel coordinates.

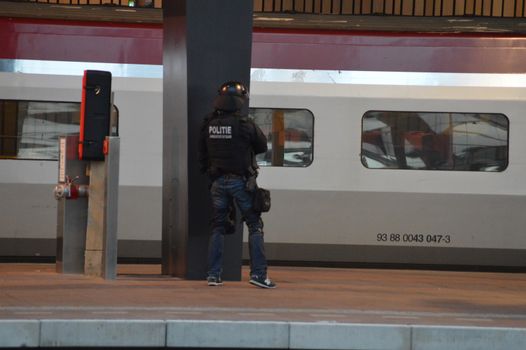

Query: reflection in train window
[
  {"left": 0, "top": 100, "right": 80, "bottom": 160},
  {"left": 361, "top": 111, "right": 508, "bottom": 171},
  {"left": 249, "top": 108, "right": 314, "bottom": 167}
]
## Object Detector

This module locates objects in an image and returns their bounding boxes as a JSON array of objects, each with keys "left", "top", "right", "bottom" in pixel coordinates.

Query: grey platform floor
[{"left": 1, "top": 263, "right": 526, "bottom": 349}]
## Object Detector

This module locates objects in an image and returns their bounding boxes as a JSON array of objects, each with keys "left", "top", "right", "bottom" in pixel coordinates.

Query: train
[{"left": 2, "top": 11, "right": 526, "bottom": 268}]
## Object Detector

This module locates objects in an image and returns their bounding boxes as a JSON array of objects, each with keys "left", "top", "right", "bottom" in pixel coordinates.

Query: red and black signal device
[{"left": 79, "top": 70, "right": 112, "bottom": 161}]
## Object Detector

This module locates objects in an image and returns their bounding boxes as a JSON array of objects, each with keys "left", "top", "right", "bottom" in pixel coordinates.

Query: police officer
[{"left": 198, "top": 81, "right": 276, "bottom": 289}]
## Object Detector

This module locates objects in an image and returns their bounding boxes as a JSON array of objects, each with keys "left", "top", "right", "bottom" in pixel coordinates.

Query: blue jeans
[{"left": 207, "top": 174, "right": 268, "bottom": 279}]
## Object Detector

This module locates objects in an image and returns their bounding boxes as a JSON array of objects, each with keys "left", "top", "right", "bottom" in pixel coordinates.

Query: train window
[
  {"left": 249, "top": 108, "right": 314, "bottom": 167},
  {"left": 361, "top": 111, "right": 508, "bottom": 172},
  {"left": 0, "top": 100, "right": 80, "bottom": 160}
]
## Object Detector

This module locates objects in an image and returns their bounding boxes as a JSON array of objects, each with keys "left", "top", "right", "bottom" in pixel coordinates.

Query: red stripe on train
[{"left": 1, "top": 17, "right": 526, "bottom": 73}]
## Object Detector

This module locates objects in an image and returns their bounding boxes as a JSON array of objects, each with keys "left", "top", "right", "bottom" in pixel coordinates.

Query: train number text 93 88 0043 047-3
[{"left": 376, "top": 233, "right": 452, "bottom": 244}]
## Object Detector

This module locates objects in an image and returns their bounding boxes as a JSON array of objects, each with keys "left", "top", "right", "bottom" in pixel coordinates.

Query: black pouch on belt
[{"left": 253, "top": 187, "right": 271, "bottom": 213}]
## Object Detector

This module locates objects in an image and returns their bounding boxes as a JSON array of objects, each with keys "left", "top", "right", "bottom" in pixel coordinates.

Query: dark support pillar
[{"left": 162, "top": 0, "right": 253, "bottom": 280}]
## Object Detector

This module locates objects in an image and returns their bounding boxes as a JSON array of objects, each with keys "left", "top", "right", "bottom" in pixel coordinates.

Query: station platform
[{"left": 1, "top": 264, "right": 526, "bottom": 349}]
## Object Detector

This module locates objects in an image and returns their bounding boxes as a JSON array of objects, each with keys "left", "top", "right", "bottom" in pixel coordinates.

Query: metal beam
[{"left": 162, "top": 0, "right": 253, "bottom": 280}]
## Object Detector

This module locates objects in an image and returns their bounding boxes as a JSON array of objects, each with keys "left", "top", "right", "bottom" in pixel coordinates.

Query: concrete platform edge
[
  {"left": 0, "top": 320, "right": 39, "bottom": 348},
  {"left": 1, "top": 319, "right": 526, "bottom": 349}
]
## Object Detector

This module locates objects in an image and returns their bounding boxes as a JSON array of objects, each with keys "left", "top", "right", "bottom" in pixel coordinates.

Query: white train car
[
  {"left": 251, "top": 73, "right": 526, "bottom": 267},
  {"left": 0, "top": 71, "right": 163, "bottom": 259},
  {"left": 2, "top": 68, "right": 526, "bottom": 268},
  {"left": 2, "top": 13, "right": 526, "bottom": 268}
]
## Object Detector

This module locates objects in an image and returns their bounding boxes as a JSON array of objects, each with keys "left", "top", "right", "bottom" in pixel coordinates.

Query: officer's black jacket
[{"left": 198, "top": 110, "right": 267, "bottom": 177}]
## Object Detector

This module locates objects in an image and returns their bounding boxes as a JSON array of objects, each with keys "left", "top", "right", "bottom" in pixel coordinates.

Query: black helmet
[{"left": 218, "top": 81, "right": 249, "bottom": 98}]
